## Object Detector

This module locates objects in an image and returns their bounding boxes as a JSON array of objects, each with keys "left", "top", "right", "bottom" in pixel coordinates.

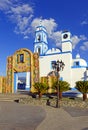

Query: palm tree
[
  {"left": 34, "top": 82, "right": 49, "bottom": 99},
  {"left": 52, "top": 80, "right": 70, "bottom": 100},
  {"left": 75, "top": 81, "right": 88, "bottom": 101}
]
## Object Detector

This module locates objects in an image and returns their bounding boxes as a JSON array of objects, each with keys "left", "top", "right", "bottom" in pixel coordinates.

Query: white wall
[
  {"left": 39, "top": 54, "right": 60, "bottom": 77},
  {"left": 62, "top": 42, "right": 72, "bottom": 52},
  {"left": 39, "top": 51, "right": 88, "bottom": 88},
  {"left": 72, "top": 68, "right": 86, "bottom": 87},
  {"left": 39, "top": 52, "right": 73, "bottom": 88}
]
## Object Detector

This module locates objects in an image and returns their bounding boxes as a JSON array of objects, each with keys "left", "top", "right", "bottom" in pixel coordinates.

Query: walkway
[
  {"left": 0, "top": 102, "right": 46, "bottom": 130},
  {"left": 0, "top": 94, "right": 88, "bottom": 130},
  {"left": 36, "top": 106, "right": 88, "bottom": 130}
]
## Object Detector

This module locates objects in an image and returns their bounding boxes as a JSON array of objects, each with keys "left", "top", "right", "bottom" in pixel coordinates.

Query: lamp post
[{"left": 52, "top": 60, "right": 65, "bottom": 108}]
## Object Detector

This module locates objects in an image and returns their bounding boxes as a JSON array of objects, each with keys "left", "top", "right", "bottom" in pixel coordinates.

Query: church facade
[
  {"left": 34, "top": 25, "right": 88, "bottom": 89},
  {"left": 0, "top": 24, "right": 88, "bottom": 93}
]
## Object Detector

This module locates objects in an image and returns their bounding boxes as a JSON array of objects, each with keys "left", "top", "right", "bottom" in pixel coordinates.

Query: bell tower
[
  {"left": 62, "top": 31, "right": 72, "bottom": 53},
  {"left": 34, "top": 24, "right": 48, "bottom": 55}
]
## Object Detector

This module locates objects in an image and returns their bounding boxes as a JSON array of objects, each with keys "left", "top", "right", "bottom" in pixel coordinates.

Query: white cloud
[
  {"left": 81, "top": 20, "right": 88, "bottom": 25},
  {"left": 31, "top": 17, "right": 57, "bottom": 34},
  {"left": 23, "top": 35, "right": 29, "bottom": 39},
  {"left": 50, "top": 31, "right": 62, "bottom": 47},
  {"left": 80, "top": 41, "right": 88, "bottom": 51},
  {"left": 9, "top": 4, "right": 34, "bottom": 36},
  {"left": 79, "top": 35, "right": 87, "bottom": 40},
  {"left": 71, "top": 35, "right": 81, "bottom": 49},
  {"left": 10, "top": 4, "right": 33, "bottom": 15},
  {"left": 80, "top": 46, "right": 86, "bottom": 51},
  {"left": 0, "top": 0, "right": 34, "bottom": 37},
  {"left": 71, "top": 35, "right": 87, "bottom": 49},
  {"left": 0, "top": 0, "right": 12, "bottom": 10}
]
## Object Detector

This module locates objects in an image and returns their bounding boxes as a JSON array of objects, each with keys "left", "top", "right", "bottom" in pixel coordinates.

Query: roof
[{"left": 45, "top": 47, "right": 61, "bottom": 55}]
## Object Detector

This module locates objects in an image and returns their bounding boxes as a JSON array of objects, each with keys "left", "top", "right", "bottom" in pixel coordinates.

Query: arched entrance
[
  {"left": 6, "top": 48, "right": 39, "bottom": 93},
  {"left": 14, "top": 72, "right": 30, "bottom": 92}
]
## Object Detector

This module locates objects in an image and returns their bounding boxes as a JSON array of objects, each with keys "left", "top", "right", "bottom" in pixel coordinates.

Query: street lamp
[{"left": 52, "top": 60, "right": 65, "bottom": 108}]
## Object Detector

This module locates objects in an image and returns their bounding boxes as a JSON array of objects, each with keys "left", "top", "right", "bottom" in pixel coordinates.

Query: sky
[{"left": 0, "top": 0, "right": 88, "bottom": 76}]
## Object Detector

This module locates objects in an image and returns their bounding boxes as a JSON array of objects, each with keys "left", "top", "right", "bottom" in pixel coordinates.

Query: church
[
  {"left": 34, "top": 24, "right": 88, "bottom": 89},
  {"left": 0, "top": 24, "right": 88, "bottom": 93}
]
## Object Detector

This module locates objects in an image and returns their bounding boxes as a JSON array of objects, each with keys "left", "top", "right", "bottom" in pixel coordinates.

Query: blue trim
[
  {"left": 14, "top": 73, "right": 17, "bottom": 93},
  {"left": 56, "top": 47, "right": 62, "bottom": 52},
  {"left": 36, "top": 25, "right": 47, "bottom": 30},
  {"left": 71, "top": 66, "right": 87, "bottom": 68},
  {"left": 35, "top": 29, "right": 48, "bottom": 36},
  {"left": 35, "top": 45, "right": 48, "bottom": 55},
  {"left": 39, "top": 54, "right": 45, "bottom": 56},
  {"left": 25, "top": 88, "right": 30, "bottom": 91},
  {"left": 62, "top": 40, "right": 72, "bottom": 43},
  {"left": 40, "top": 53, "right": 59, "bottom": 56},
  {"left": 39, "top": 51, "right": 72, "bottom": 56},
  {"left": 60, "top": 77, "right": 63, "bottom": 81},
  {"left": 61, "top": 51, "right": 72, "bottom": 54},
  {"left": 46, "top": 47, "right": 62, "bottom": 53},
  {"left": 34, "top": 41, "right": 48, "bottom": 45},
  {"left": 35, "top": 45, "right": 41, "bottom": 54}
]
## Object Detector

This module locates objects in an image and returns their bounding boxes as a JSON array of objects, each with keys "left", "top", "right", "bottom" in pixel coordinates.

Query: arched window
[
  {"left": 17, "top": 54, "right": 24, "bottom": 63},
  {"left": 38, "top": 48, "right": 41, "bottom": 55},
  {"left": 37, "top": 35, "right": 41, "bottom": 41}
]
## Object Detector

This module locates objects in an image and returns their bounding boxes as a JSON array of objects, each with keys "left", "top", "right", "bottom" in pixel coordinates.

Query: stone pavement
[
  {"left": 0, "top": 102, "right": 46, "bottom": 130},
  {"left": 0, "top": 94, "right": 88, "bottom": 130},
  {"left": 36, "top": 106, "right": 88, "bottom": 130}
]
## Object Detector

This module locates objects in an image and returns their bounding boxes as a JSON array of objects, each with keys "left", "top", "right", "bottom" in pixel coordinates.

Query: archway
[
  {"left": 6, "top": 48, "right": 39, "bottom": 93},
  {"left": 14, "top": 72, "right": 30, "bottom": 92}
]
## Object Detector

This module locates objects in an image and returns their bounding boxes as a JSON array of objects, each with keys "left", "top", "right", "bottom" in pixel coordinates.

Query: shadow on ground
[
  {"left": 82, "top": 128, "right": 88, "bottom": 130},
  {"left": 64, "top": 107, "right": 88, "bottom": 117}
]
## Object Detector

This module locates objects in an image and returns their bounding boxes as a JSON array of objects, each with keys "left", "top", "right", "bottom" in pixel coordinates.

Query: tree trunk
[
  {"left": 83, "top": 93, "right": 87, "bottom": 101},
  {"left": 39, "top": 93, "right": 42, "bottom": 99},
  {"left": 59, "top": 92, "right": 62, "bottom": 100}
]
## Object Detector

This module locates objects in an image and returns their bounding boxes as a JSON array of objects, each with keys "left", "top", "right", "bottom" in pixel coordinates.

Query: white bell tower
[
  {"left": 62, "top": 31, "right": 72, "bottom": 53},
  {"left": 34, "top": 25, "right": 48, "bottom": 55},
  {"left": 61, "top": 31, "right": 72, "bottom": 88}
]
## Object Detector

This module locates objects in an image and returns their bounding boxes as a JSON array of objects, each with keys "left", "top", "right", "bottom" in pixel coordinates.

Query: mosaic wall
[
  {"left": 41, "top": 76, "right": 58, "bottom": 93},
  {"left": 0, "top": 76, "right": 6, "bottom": 93},
  {"left": 33, "top": 53, "right": 39, "bottom": 83},
  {"left": 5, "top": 48, "right": 40, "bottom": 93},
  {"left": 13, "top": 49, "right": 31, "bottom": 72},
  {"left": 6, "top": 56, "right": 13, "bottom": 93}
]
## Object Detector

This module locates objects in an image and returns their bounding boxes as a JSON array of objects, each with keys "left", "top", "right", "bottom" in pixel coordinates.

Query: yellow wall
[
  {"left": 5, "top": 48, "right": 40, "bottom": 93},
  {"left": 0, "top": 76, "right": 6, "bottom": 93},
  {"left": 41, "top": 76, "right": 57, "bottom": 93}
]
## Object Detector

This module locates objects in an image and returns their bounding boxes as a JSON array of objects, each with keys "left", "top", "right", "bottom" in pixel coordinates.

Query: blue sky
[{"left": 0, "top": 0, "right": 88, "bottom": 75}]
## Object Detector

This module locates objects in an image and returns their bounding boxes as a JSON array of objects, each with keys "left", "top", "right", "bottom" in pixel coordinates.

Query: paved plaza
[
  {"left": 36, "top": 106, "right": 88, "bottom": 130},
  {"left": 0, "top": 102, "right": 46, "bottom": 130},
  {"left": 0, "top": 99, "right": 88, "bottom": 130}
]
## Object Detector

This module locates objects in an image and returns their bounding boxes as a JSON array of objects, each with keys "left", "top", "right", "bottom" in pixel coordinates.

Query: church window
[
  {"left": 76, "top": 61, "right": 79, "bottom": 66},
  {"left": 37, "top": 35, "right": 41, "bottom": 41},
  {"left": 51, "top": 61, "right": 56, "bottom": 69},
  {"left": 20, "top": 54, "right": 24, "bottom": 63},
  {"left": 74, "top": 61, "right": 79, "bottom": 66},
  {"left": 17, "top": 54, "right": 24, "bottom": 63},
  {"left": 38, "top": 48, "right": 41, "bottom": 55}
]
